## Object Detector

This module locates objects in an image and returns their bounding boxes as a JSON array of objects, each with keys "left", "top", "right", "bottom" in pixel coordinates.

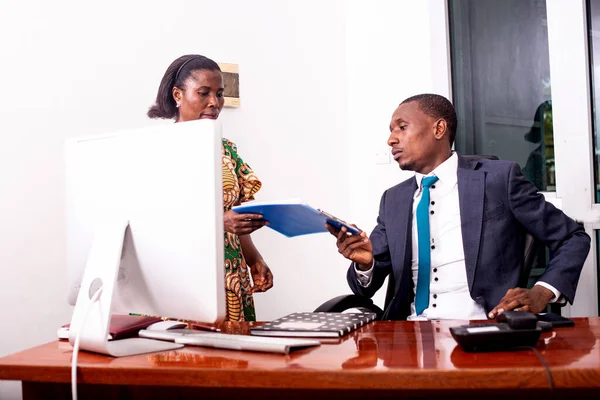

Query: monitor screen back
[{"left": 65, "top": 119, "right": 225, "bottom": 323}]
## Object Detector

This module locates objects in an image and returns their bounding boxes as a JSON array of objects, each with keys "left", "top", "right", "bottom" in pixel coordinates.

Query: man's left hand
[
  {"left": 488, "top": 285, "right": 555, "bottom": 319},
  {"left": 249, "top": 261, "right": 273, "bottom": 294}
]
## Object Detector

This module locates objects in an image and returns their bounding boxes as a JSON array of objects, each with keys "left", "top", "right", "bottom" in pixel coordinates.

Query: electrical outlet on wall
[{"left": 375, "top": 148, "right": 391, "bottom": 164}]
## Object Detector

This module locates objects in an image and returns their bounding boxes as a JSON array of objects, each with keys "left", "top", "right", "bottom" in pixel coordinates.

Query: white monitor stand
[{"left": 68, "top": 219, "right": 183, "bottom": 357}]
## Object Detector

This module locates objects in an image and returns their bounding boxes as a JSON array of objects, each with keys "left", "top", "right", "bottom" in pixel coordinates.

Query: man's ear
[{"left": 434, "top": 119, "right": 447, "bottom": 140}]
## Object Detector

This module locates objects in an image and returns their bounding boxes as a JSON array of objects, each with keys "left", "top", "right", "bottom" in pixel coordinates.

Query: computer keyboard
[{"left": 174, "top": 332, "right": 321, "bottom": 354}]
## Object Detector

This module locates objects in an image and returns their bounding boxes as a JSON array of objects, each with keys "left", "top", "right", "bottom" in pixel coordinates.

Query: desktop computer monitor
[{"left": 65, "top": 119, "right": 225, "bottom": 356}]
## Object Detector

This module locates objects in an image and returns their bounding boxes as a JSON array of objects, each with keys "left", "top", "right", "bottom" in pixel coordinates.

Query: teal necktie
[{"left": 415, "top": 175, "right": 439, "bottom": 316}]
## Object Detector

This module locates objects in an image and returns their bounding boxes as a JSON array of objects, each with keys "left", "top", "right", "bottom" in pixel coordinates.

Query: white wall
[
  {"left": 223, "top": 0, "right": 351, "bottom": 318},
  {"left": 253, "top": 0, "right": 449, "bottom": 319},
  {"left": 0, "top": 1, "right": 444, "bottom": 398},
  {"left": 343, "top": 0, "right": 450, "bottom": 307}
]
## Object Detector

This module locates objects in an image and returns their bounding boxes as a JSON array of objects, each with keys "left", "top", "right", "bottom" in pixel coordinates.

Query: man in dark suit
[{"left": 328, "top": 94, "right": 590, "bottom": 320}]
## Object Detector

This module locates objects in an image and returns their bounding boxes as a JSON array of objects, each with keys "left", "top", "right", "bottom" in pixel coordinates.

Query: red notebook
[
  {"left": 59, "top": 315, "right": 163, "bottom": 340},
  {"left": 108, "top": 315, "right": 163, "bottom": 340}
]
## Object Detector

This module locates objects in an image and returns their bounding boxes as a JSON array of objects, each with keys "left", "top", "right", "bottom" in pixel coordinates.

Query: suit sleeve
[
  {"left": 507, "top": 163, "right": 590, "bottom": 303},
  {"left": 347, "top": 190, "right": 394, "bottom": 298}
]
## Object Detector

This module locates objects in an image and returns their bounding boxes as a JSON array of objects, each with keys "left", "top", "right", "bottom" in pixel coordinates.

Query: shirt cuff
[
  {"left": 535, "top": 281, "right": 564, "bottom": 304},
  {"left": 355, "top": 261, "right": 375, "bottom": 287}
]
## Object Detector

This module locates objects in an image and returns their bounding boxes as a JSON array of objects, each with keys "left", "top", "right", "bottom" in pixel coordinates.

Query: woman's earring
[{"left": 176, "top": 102, "right": 181, "bottom": 108}]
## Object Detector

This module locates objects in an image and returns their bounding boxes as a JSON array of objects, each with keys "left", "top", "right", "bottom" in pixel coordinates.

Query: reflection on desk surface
[
  {"left": 340, "top": 318, "right": 599, "bottom": 371},
  {"left": 341, "top": 320, "right": 459, "bottom": 370},
  {"left": 536, "top": 318, "right": 598, "bottom": 366},
  {"left": 145, "top": 344, "right": 322, "bottom": 369},
  {"left": 148, "top": 351, "right": 250, "bottom": 368},
  {"left": 114, "top": 318, "right": 599, "bottom": 371},
  {"left": 4, "top": 318, "right": 598, "bottom": 374},
  {"left": 446, "top": 318, "right": 598, "bottom": 369}
]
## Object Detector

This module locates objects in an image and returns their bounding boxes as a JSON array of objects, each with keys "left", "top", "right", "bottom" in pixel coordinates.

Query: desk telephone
[{"left": 450, "top": 311, "right": 573, "bottom": 352}]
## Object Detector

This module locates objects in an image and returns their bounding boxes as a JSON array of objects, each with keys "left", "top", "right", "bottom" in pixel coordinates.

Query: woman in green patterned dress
[{"left": 147, "top": 54, "right": 273, "bottom": 321}]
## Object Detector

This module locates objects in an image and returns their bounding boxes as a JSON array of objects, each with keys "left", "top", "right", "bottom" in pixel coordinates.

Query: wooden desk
[{"left": 1, "top": 318, "right": 599, "bottom": 399}]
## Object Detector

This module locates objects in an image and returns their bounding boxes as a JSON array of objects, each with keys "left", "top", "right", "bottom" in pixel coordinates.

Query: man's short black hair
[{"left": 401, "top": 93, "right": 457, "bottom": 147}]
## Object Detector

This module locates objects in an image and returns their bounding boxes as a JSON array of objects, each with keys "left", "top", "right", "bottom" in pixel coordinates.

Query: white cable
[{"left": 71, "top": 286, "right": 104, "bottom": 400}]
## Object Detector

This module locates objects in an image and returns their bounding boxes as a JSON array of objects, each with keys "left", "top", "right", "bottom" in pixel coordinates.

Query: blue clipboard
[{"left": 232, "top": 201, "right": 360, "bottom": 238}]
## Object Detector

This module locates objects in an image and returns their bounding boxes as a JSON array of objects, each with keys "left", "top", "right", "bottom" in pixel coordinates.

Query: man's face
[{"left": 387, "top": 101, "right": 442, "bottom": 174}]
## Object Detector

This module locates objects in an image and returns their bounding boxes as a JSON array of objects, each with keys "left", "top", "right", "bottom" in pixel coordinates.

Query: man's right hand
[{"left": 325, "top": 224, "right": 373, "bottom": 269}]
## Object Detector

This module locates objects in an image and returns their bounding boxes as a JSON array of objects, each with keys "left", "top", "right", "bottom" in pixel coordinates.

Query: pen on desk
[{"left": 192, "top": 323, "right": 221, "bottom": 332}]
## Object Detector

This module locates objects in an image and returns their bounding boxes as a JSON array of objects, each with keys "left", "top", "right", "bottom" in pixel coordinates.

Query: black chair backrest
[{"left": 520, "top": 232, "right": 541, "bottom": 287}]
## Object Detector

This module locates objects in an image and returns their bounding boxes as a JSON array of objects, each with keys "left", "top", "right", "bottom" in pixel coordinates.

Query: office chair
[{"left": 314, "top": 155, "right": 550, "bottom": 319}]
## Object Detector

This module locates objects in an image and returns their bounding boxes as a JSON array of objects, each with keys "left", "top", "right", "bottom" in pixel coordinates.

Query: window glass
[
  {"left": 587, "top": 0, "right": 600, "bottom": 201},
  {"left": 449, "top": 0, "right": 555, "bottom": 191}
]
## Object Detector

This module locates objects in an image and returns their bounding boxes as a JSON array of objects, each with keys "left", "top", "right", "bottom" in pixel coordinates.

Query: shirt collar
[{"left": 415, "top": 152, "right": 458, "bottom": 189}]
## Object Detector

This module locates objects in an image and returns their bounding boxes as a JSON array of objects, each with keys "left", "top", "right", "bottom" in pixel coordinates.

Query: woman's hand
[
  {"left": 248, "top": 261, "right": 273, "bottom": 294},
  {"left": 223, "top": 210, "right": 268, "bottom": 235}
]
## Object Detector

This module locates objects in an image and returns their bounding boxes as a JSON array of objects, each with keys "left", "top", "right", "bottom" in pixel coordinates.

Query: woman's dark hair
[{"left": 147, "top": 54, "right": 222, "bottom": 119}]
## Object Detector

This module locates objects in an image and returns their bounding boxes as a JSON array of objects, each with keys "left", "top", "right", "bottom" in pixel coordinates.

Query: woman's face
[{"left": 173, "top": 69, "right": 225, "bottom": 122}]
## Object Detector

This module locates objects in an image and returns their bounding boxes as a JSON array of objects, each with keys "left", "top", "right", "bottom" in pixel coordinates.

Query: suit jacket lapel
[
  {"left": 457, "top": 157, "right": 485, "bottom": 291},
  {"left": 390, "top": 177, "right": 417, "bottom": 296}
]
